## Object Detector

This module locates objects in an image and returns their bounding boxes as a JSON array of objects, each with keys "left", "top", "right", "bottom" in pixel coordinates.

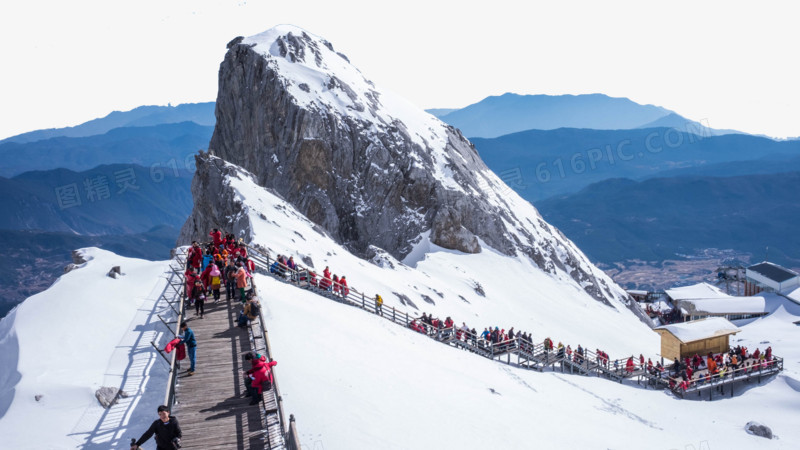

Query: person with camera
[{"left": 130, "top": 405, "right": 182, "bottom": 449}]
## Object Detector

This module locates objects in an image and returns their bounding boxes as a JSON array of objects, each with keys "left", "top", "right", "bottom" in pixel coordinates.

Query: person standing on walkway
[
  {"left": 375, "top": 294, "right": 383, "bottom": 316},
  {"left": 190, "top": 280, "right": 206, "bottom": 319},
  {"left": 179, "top": 321, "right": 197, "bottom": 375},
  {"left": 225, "top": 259, "right": 237, "bottom": 301},
  {"left": 187, "top": 241, "right": 202, "bottom": 271},
  {"left": 235, "top": 261, "right": 248, "bottom": 303},
  {"left": 209, "top": 228, "right": 223, "bottom": 247},
  {"left": 130, "top": 405, "right": 182, "bottom": 450}
]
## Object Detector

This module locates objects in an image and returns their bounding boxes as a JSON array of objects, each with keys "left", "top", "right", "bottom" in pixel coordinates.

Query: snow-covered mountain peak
[
  {"left": 243, "top": 25, "right": 448, "bottom": 152},
  {"left": 199, "top": 26, "right": 631, "bottom": 306}
]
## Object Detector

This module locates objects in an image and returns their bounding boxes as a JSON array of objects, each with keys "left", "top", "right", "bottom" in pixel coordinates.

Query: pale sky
[{"left": 1, "top": 0, "right": 798, "bottom": 139}]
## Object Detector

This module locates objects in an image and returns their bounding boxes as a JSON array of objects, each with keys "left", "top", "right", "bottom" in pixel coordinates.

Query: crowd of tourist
[
  {"left": 402, "top": 307, "right": 779, "bottom": 393},
  {"left": 270, "top": 256, "right": 352, "bottom": 298},
  {"left": 171, "top": 229, "right": 277, "bottom": 409},
  {"left": 183, "top": 230, "right": 257, "bottom": 319},
  {"left": 405, "top": 311, "right": 626, "bottom": 375},
  {"left": 667, "top": 345, "right": 777, "bottom": 391}
]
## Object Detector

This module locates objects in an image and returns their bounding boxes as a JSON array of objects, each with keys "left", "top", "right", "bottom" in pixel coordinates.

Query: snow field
[
  {"left": 0, "top": 248, "right": 176, "bottom": 448},
  {"left": 259, "top": 274, "right": 800, "bottom": 449}
]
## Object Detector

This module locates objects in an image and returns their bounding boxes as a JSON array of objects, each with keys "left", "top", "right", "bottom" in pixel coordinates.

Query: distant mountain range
[
  {"left": 0, "top": 164, "right": 193, "bottom": 234},
  {"left": 535, "top": 172, "right": 800, "bottom": 268},
  {"left": 0, "top": 163, "right": 193, "bottom": 318},
  {"left": 0, "top": 121, "right": 214, "bottom": 177},
  {"left": 428, "top": 93, "right": 738, "bottom": 138},
  {"left": 647, "top": 154, "right": 800, "bottom": 179},
  {"left": 635, "top": 113, "right": 742, "bottom": 136},
  {"left": 1, "top": 102, "right": 215, "bottom": 144},
  {"left": 0, "top": 103, "right": 215, "bottom": 318},
  {"left": 472, "top": 128, "right": 800, "bottom": 201}
]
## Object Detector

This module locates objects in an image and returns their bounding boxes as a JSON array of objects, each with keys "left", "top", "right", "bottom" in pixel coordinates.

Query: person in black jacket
[{"left": 131, "top": 405, "right": 182, "bottom": 449}]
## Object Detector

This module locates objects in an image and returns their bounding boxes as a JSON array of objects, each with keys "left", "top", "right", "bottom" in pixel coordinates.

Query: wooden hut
[{"left": 654, "top": 317, "right": 740, "bottom": 361}]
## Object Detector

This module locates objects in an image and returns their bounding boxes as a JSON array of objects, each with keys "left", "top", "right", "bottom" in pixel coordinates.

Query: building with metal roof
[{"left": 745, "top": 262, "right": 800, "bottom": 295}]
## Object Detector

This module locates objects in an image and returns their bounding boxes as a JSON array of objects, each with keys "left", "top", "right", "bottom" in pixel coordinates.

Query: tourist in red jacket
[
  {"left": 187, "top": 241, "right": 203, "bottom": 270},
  {"left": 184, "top": 268, "right": 198, "bottom": 298},
  {"left": 340, "top": 276, "right": 349, "bottom": 296},
  {"left": 200, "top": 264, "right": 213, "bottom": 290},
  {"left": 321, "top": 266, "right": 332, "bottom": 290},
  {"left": 626, "top": 356, "right": 635, "bottom": 373},
  {"left": 245, "top": 354, "right": 278, "bottom": 405},
  {"left": 209, "top": 228, "right": 223, "bottom": 247}
]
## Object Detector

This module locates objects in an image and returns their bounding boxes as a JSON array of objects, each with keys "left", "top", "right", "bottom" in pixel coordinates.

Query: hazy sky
[{"left": 1, "top": 0, "right": 798, "bottom": 139}]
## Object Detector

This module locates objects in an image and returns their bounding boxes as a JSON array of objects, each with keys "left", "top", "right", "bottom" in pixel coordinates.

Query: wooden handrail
[{"left": 163, "top": 248, "right": 188, "bottom": 408}]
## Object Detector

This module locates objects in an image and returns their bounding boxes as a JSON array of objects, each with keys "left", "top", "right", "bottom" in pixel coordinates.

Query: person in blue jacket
[{"left": 179, "top": 321, "right": 197, "bottom": 375}]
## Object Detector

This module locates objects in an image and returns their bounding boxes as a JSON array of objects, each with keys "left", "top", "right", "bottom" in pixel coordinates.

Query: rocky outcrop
[
  {"left": 95, "top": 386, "right": 128, "bottom": 409},
  {"left": 64, "top": 250, "right": 89, "bottom": 273},
  {"left": 184, "top": 26, "right": 627, "bottom": 305},
  {"left": 745, "top": 421, "right": 773, "bottom": 439},
  {"left": 178, "top": 151, "right": 254, "bottom": 244}
]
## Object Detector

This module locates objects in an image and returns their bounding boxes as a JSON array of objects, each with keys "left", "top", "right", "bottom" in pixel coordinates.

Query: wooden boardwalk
[{"left": 173, "top": 292, "right": 270, "bottom": 449}]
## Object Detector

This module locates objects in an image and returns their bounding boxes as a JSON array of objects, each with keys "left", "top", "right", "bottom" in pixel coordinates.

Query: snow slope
[
  {"left": 260, "top": 274, "right": 800, "bottom": 449},
  {"left": 0, "top": 248, "right": 177, "bottom": 449},
  {"left": 0, "top": 202, "right": 797, "bottom": 449},
  {"left": 224, "top": 159, "right": 658, "bottom": 357}
]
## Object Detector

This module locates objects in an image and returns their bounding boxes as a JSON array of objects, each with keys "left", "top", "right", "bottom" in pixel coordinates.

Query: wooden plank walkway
[{"left": 173, "top": 292, "right": 269, "bottom": 449}]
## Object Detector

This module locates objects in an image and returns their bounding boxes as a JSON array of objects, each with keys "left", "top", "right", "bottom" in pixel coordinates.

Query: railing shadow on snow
[{"left": 70, "top": 252, "right": 186, "bottom": 449}]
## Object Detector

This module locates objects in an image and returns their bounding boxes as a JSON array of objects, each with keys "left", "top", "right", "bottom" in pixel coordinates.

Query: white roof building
[
  {"left": 665, "top": 282, "right": 768, "bottom": 321},
  {"left": 665, "top": 282, "right": 728, "bottom": 302}
]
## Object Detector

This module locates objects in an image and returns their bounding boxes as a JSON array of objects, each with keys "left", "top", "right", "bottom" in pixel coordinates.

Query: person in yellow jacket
[{"left": 375, "top": 294, "right": 384, "bottom": 316}]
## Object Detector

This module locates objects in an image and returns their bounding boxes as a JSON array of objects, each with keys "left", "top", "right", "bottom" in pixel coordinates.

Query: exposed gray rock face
[
  {"left": 182, "top": 25, "right": 627, "bottom": 305},
  {"left": 745, "top": 421, "right": 773, "bottom": 439},
  {"left": 178, "top": 151, "right": 254, "bottom": 244},
  {"left": 95, "top": 386, "right": 128, "bottom": 409},
  {"left": 65, "top": 249, "right": 89, "bottom": 273},
  {"left": 71, "top": 250, "right": 87, "bottom": 265}
]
